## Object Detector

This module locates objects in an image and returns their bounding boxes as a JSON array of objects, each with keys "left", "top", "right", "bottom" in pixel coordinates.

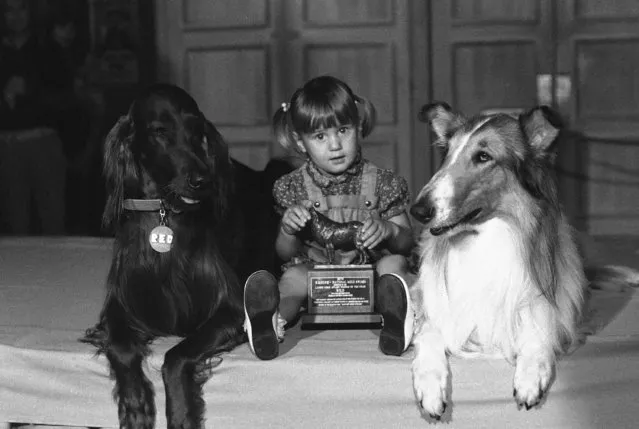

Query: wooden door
[
  {"left": 281, "top": 0, "right": 413, "bottom": 183},
  {"left": 427, "top": 0, "right": 595, "bottom": 224},
  {"left": 156, "top": 0, "right": 416, "bottom": 194},
  {"left": 156, "top": 0, "right": 282, "bottom": 171},
  {"left": 557, "top": 0, "right": 639, "bottom": 235},
  {"left": 429, "top": 0, "right": 639, "bottom": 235},
  {"left": 429, "top": 0, "right": 555, "bottom": 168}
]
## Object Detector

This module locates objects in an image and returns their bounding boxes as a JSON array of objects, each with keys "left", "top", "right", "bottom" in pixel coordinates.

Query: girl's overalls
[
  {"left": 300, "top": 161, "right": 380, "bottom": 265},
  {"left": 278, "top": 161, "right": 398, "bottom": 322}
]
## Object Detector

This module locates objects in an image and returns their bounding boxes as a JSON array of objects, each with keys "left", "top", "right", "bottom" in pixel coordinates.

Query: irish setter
[{"left": 82, "top": 84, "right": 281, "bottom": 428}]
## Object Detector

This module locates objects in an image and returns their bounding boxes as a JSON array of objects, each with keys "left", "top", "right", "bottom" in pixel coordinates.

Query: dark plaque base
[{"left": 301, "top": 264, "right": 381, "bottom": 327}]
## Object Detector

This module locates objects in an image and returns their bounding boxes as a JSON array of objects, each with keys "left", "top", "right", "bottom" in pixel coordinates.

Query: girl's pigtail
[
  {"left": 273, "top": 103, "right": 297, "bottom": 151},
  {"left": 354, "top": 95, "right": 377, "bottom": 138}
]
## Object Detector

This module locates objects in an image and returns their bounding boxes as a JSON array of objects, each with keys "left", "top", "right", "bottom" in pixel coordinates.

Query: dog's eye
[{"left": 474, "top": 151, "right": 492, "bottom": 164}]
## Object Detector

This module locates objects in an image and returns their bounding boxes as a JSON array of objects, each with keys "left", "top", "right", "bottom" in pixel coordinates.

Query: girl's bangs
[{"left": 294, "top": 97, "right": 358, "bottom": 134}]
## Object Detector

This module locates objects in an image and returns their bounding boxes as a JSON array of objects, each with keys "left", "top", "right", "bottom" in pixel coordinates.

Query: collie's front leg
[
  {"left": 513, "top": 307, "right": 556, "bottom": 409},
  {"left": 411, "top": 319, "right": 449, "bottom": 419}
]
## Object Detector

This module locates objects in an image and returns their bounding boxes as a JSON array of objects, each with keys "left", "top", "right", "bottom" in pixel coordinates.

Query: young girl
[{"left": 243, "top": 75, "right": 415, "bottom": 360}]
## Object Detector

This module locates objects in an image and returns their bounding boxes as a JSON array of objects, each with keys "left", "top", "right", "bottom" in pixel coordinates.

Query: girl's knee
[
  {"left": 279, "top": 264, "right": 311, "bottom": 299},
  {"left": 376, "top": 254, "right": 408, "bottom": 277}
]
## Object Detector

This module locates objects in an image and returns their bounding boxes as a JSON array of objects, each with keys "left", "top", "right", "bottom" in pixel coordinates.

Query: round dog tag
[{"left": 149, "top": 225, "right": 174, "bottom": 253}]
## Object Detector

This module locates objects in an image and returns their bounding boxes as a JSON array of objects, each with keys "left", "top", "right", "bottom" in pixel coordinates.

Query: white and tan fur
[{"left": 409, "top": 103, "right": 586, "bottom": 419}]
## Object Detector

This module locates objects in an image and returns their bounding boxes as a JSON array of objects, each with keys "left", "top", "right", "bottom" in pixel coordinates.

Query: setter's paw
[{"left": 194, "top": 356, "right": 223, "bottom": 384}]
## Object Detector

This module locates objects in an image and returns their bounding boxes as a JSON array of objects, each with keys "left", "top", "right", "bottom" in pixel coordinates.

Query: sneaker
[
  {"left": 375, "top": 273, "right": 414, "bottom": 356},
  {"left": 243, "top": 270, "right": 280, "bottom": 360}
]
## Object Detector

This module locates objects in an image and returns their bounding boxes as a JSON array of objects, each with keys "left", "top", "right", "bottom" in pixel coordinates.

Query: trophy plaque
[{"left": 301, "top": 264, "right": 382, "bottom": 327}]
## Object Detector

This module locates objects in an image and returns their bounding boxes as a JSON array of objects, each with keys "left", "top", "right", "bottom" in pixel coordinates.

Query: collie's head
[{"left": 411, "top": 103, "right": 562, "bottom": 237}]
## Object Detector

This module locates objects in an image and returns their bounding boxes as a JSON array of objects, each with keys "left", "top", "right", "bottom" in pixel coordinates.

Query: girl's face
[{"left": 296, "top": 123, "right": 359, "bottom": 176}]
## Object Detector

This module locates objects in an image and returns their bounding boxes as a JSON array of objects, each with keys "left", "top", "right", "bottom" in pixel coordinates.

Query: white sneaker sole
[
  {"left": 243, "top": 270, "right": 279, "bottom": 360},
  {"left": 376, "top": 273, "right": 413, "bottom": 356}
]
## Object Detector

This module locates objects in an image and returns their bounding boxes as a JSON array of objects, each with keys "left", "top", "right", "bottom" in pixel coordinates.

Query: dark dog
[{"left": 81, "top": 84, "right": 279, "bottom": 429}]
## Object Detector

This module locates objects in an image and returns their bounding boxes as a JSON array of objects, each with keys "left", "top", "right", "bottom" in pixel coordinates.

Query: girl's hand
[
  {"left": 357, "top": 217, "right": 396, "bottom": 250},
  {"left": 281, "top": 204, "right": 311, "bottom": 235}
]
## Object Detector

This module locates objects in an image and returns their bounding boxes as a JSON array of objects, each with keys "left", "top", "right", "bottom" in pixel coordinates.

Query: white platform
[{"left": 1, "top": 236, "right": 638, "bottom": 429}]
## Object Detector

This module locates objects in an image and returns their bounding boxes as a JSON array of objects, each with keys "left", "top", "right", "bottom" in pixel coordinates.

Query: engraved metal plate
[{"left": 302, "top": 264, "right": 381, "bottom": 326}]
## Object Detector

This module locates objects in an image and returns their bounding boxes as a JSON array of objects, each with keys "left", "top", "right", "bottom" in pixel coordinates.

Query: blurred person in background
[
  {"left": 42, "top": 3, "right": 105, "bottom": 235},
  {"left": 0, "top": 0, "right": 66, "bottom": 235}
]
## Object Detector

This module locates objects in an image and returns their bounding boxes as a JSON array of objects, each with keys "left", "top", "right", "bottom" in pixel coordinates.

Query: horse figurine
[{"left": 308, "top": 207, "right": 370, "bottom": 264}]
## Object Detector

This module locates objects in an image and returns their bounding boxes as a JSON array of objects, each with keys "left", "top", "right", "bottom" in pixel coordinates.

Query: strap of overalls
[
  {"left": 301, "top": 162, "right": 380, "bottom": 264},
  {"left": 302, "top": 162, "right": 379, "bottom": 217}
]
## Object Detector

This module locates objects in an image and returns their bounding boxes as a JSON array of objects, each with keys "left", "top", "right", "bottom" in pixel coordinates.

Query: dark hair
[{"left": 273, "top": 75, "right": 376, "bottom": 152}]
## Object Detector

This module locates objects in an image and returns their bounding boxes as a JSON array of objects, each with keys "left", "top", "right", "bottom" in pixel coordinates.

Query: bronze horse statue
[{"left": 308, "top": 207, "right": 371, "bottom": 264}]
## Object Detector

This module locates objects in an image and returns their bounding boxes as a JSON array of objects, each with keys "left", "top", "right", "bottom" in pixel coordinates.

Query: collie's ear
[
  {"left": 102, "top": 114, "right": 138, "bottom": 229},
  {"left": 205, "top": 120, "right": 233, "bottom": 220},
  {"left": 520, "top": 106, "right": 561, "bottom": 157},
  {"left": 419, "top": 102, "right": 465, "bottom": 144}
]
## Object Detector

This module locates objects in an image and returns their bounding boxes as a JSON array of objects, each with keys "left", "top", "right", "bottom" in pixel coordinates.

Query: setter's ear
[
  {"left": 204, "top": 120, "right": 233, "bottom": 221},
  {"left": 102, "top": 114, "right": 138, "bottom": 229}
]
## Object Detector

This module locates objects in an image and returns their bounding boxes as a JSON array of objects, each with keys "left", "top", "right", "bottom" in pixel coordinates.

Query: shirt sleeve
[
  {"left": 376, "top": 169, "right": 411, "bottom": 220},
  {"left": 272, "top": 169, "right": 305, "bottom": 215}
]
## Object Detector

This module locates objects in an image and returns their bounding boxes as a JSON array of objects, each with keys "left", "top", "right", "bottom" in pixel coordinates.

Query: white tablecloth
[{"left": 1, "top": 236, "right": 638, "bottom": 429}]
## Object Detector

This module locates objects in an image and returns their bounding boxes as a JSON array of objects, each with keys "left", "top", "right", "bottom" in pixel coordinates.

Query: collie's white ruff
[
  {"left": 410, "top": 104, "right": 586, "bottom": 419},
  {"left": 415, "top": 217, "right": 584, "bottom": 359}
]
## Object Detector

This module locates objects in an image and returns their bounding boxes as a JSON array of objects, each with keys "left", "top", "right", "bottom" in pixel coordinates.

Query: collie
[{"left": 409, "top": 103, "right": 586, "bottom": 419}]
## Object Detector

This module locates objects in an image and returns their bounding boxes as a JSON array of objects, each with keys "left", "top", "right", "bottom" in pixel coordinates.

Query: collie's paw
[
  {"left": 412, "top": 368, "right": 448, "bottom": 420},
  {"left": 513, "top": 357, "right": 553, "bottom": 410}
]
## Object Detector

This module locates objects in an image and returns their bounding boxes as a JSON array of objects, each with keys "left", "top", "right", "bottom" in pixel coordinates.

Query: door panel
[
  {"left": 181, "top": 0, "right": 269, "bottom": 28},
  {"left": 430, "top": 0, "right": 553, "bottom": 168},
  {"left": 574, "top": 0, "right": 639, "bottom": 19},
  {"left": 186, "top": 48, "right": 271, "bottom": 126},
  {"left": 304, "top": 45, "right": 395, "bottom": 124},
  {"left": 453, "top": 42, "right": 538, "bottom": 114},
  {"left": 157, "top": 0, "right": 278, "bottom": 171},
  {"left": 431, "top": 0, "right": 639, "bottom": 235},
  {"left": 304, "top": 0, "right": 393, "bottom": 25},
  {"left": 573, "top": 40, "right": 639, "bottom": 135},
  {"left": 286, "top": 0, "right": 412, "bottom": 178},
  {"left": 156, "top": 0, "right": 414, "bottom": 189},
  {"left": 451, "top": 0, "right": 539, "bottom": 21},
  {"left": 558, "top": 0, "right": 639, "bottom": 235}
]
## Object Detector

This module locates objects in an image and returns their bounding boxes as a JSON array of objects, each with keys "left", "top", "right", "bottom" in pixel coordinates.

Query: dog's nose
[
  {"left": 410, "top": 200, "right": 435, "bottom": 224},
  {"left": 188, "top": 174, "right": 208, "bottom": 189}
]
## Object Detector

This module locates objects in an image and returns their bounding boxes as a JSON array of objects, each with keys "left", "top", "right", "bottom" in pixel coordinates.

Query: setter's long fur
[{"left": 81, "top": 84, "right": 279, "bottom": 429}]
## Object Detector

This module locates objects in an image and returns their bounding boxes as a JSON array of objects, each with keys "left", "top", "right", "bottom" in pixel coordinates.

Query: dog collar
[
  {"left": 122, "top": 198, "right": 204, "bottom": 215},
  {"left": 123, "top": 199, "right": 178, "bottom": 253},
  {"left": 123, "top": 199, "right": 166, "bottom": 212},
  {"left": 123, "top": 198, "right": 187, "bottom": 214}
]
